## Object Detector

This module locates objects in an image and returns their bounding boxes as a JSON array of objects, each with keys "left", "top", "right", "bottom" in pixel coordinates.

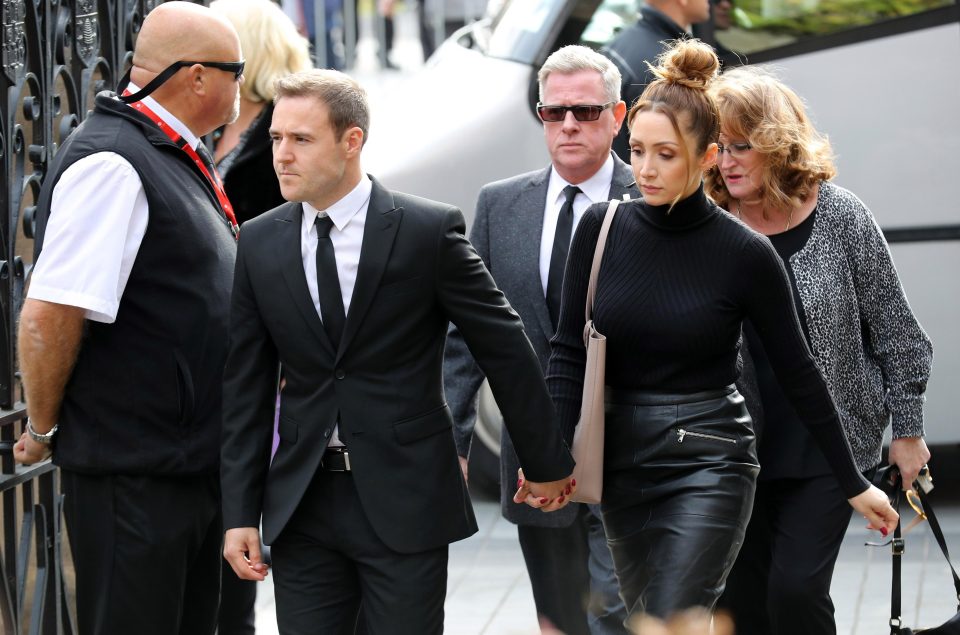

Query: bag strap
[
  {"left": 890, "top": 488, "right": 905, "bottom": 635},
  {"left": 585, "top": 199, "right": 621, "bottom": 324},
  {"left": 917, "top": 485, "right": 960, "bottom": 606},
  {"left": 887, "top": 471, "right": 960, "bottom": 634}
]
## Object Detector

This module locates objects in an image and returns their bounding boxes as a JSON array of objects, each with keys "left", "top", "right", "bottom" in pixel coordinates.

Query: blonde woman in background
[
  {"left": 212, "top": 0, "right": 312, "bottom": 225},
  {"left": 208, "top": 1, "right": 310, "bottom": 632}
]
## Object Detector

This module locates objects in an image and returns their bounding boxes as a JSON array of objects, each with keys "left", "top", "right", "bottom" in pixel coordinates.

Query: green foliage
[{"left": 734, "top": 0, "right": 952, "bottom": 37}]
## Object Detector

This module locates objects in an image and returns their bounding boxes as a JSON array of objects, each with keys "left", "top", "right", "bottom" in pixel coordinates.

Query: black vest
[{"left": 32, "top": 93, "right": 237, "bottom": 475}]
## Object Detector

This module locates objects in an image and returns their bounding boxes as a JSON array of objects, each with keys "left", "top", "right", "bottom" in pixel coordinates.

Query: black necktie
[
  {"left": 315, "top": 215, "right": 346, "bottom": 349},
  {"left": 196, "top": 143, "right": 220, "bottom": 178},
  {"left": 546, "top": 185, "right": 581, "bottom": 329}
]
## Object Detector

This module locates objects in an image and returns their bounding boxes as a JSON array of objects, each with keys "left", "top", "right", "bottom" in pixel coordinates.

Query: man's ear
[
  {"left": 186, "top": 64, "right": 207, "bottom": 96},
  {"left": 612, "top": 100, "right": 628, "bottom": 134},
  {"left": 344, "top": 126, "right": 364, "bottom": 156}
]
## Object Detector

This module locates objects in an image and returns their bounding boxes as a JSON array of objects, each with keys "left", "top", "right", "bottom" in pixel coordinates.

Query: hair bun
[{"left": 649, "top": 39, "right": 719, "bottom": 90}]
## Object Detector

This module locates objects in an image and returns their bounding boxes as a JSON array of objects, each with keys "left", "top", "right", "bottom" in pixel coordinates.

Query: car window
[
  {"left": 579, "top": 0, "right": 639, "bottom": 48},
  {"left": 715, "top": 0, "right": 953, "bottom": 55},
  {"left": 487, "top": 0, "right": 569, "bottom": 63}
]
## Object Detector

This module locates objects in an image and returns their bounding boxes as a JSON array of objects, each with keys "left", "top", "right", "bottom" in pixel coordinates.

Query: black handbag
[{"left": 874, "top": 466, "right": 960, "bottom": 634}]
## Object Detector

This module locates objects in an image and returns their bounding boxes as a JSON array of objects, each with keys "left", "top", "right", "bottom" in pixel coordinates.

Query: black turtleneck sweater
[{"left": 545, "top": 186, "right": 870, "bottom": 498}]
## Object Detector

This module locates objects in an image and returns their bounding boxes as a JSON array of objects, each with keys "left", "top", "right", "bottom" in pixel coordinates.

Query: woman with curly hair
[
  {"left": 708, "top": 68, "right": 933, "bottom": 635},
  {"left": 545, "top": 38, "right": 898, "bottom": 624}
]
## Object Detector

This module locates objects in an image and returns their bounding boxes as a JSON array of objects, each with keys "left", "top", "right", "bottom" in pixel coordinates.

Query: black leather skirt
[{"left": 600, "top": 385, "right": 760, "bottom": 621}]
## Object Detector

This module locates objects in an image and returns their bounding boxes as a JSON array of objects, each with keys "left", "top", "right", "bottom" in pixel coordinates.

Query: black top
[
  {"left": 215, "top": 103, "right": 285, "bottom": 225},
  {"left": 744, "top": 208, "right": 833, "bottom": 479},
  {"left": 545, "top": 186, "right": 869, "bottom": 497}
]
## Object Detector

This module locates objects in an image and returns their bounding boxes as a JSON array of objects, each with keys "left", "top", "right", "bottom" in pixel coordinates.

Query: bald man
[{"left": 14, "top": 3, "right": 243, "bottom": 633}]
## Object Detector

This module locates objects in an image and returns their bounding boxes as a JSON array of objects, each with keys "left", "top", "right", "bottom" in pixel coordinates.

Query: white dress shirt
[
  {"left": 299, "top": 175, "right": 372, "bottom": 320},
  {"left": 299, "top": 175, "right": 372, "bottom": 448},
  {"left": 27, "top": 88, "right": 202, "bottom": 323},
  {"left": 538, "top": 153, "right": 615, "bottom": 295}
]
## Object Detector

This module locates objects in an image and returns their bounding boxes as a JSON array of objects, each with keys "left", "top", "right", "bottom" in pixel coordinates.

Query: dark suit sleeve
[
  {"left": 442, "top": 187, "right": 494, "bottom": 458},
  {"left": 220, "top": 227, "right": 281, "bottom": 530},
  {"left": 435, "top": 207, "right": 574, "bottom": 483}
]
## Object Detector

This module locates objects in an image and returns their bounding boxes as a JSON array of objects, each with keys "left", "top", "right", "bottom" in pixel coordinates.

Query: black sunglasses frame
[
  {"left": 176, "top": 60, "right": 246, "bottom": 81},
  {"left": 118, "top": 59, "right": 245, "bottom": 105},
  {"left": 537, "top": 102, "right": 615, "bottom": 123}
]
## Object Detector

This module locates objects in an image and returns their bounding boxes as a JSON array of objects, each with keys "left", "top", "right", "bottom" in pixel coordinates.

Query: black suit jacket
[
  {"left": 602, "top": 7, "right": 689, "bottom": 161},
  {"left": 221, "top": 177, "right": 574, "bottom": 554}
]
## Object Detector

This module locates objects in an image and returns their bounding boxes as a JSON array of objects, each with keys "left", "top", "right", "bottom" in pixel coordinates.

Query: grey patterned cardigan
[{"left": 788, "top": 180, "right": 933, "bottom": 471}]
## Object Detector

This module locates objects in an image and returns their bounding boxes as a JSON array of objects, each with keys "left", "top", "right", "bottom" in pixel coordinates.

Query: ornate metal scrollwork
[
  {"left": 1, "top": 0, "right": 26, "bottom": 82},
  {"left": 2, "top": 2, "right": 173, "bottom": 632}
]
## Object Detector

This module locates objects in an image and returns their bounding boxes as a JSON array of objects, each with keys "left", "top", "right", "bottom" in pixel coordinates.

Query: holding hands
[{"left": 512, "top": 468, "right": 576, "bottom": 512}]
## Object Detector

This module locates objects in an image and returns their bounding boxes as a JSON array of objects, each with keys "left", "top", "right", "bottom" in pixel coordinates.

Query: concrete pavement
[{"left": 250, "top": 486, "right": 960, "bottom": 634}]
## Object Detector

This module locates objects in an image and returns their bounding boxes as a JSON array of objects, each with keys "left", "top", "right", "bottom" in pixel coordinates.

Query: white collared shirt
[
  {"left": 538, "top": 154, "right": 615, "bottom": 295},
  {"left": 299, "top": 176, "right": 372, "bottom": 320},
  {"left": 27, "top": 87, "right": 202, "bottom": 323},
  {"left": 299, "top": 175, "right": 372, "bottom": 448}
]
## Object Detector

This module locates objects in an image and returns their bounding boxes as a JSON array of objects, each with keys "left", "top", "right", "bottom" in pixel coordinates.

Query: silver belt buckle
[{"left": 323, "top": 447, "right": 351, "bottom": 472}]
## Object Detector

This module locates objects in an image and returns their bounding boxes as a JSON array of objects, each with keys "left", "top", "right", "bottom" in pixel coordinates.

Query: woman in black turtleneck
[{"left": 544, "top": 39, "right": 897, "bottom": 622}]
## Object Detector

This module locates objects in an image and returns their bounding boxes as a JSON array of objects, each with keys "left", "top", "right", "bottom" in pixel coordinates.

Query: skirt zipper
[{"left": 676, "top": 428, "right": 737, "bottom": 444}]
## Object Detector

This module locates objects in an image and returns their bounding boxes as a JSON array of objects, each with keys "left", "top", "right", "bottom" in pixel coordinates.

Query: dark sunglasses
[
  {"left": 175, "top": 60, "right": 246, "bottom": 81},
  {"left": 119, "top": 59, "right": 245, "bottom": 104},
  {"left": 537, "top": 102, "right": 614, "bottom": 122}
]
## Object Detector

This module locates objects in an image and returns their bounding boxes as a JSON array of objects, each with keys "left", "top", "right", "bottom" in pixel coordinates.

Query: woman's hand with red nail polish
[{"left": 514, "top": 469, "right": 575, "bottom": 512}]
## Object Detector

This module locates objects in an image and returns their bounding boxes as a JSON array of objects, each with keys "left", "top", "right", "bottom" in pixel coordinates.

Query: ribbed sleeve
[{"left": 545, "top": 186, "right": 870, "bottom": 498}]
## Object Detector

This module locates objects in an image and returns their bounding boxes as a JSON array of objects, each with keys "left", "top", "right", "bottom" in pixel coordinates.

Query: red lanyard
[{"left": 124, "top": 96, "right": 239, "bottom": 238}]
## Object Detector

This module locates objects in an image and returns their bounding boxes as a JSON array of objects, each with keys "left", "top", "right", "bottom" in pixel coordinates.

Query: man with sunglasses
[
  {"left": 601, "top": 0, "right": 712, "bottom": 161},
  {"left": 14, "top": 3, "right": 243, "bottom": 633},
  {"left": 443, "top": 45, "right": 636, "bottom": 635}
]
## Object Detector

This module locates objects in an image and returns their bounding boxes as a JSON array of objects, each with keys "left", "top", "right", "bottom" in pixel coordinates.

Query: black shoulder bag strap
[{"left": 887, "top": 473, "right": 960, "bottom": 634}]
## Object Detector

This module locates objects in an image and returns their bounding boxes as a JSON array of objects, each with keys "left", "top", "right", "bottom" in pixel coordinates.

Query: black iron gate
[{"left": 1, "top": 0, "right": 161, "bottom": 631}]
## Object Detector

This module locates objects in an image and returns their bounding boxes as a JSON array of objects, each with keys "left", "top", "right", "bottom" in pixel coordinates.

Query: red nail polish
[
  {"left": 539, "top": 497, "right": 548, "bottom": 504},
  {"left": 880, "top": 527, "right": 888, "bottom": 537},
  {"left": 558, "top": 496, "right": 565, "bottom": 503},
  {"left": 571, "top": 479, "right": 576, "bottom": 487},
  {"left": 565, "top": 486, "right": 572, "bottom": 495}
]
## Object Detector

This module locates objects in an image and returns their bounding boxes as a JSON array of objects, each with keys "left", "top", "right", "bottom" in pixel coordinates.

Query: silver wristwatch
[{"left": 26, "top": 418, "right": 58, "bottom": 445}]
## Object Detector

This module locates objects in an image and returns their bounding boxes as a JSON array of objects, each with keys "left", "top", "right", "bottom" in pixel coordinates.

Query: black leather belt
[{"left": 321, "top": 447, "right": 351, "bottom": 472}]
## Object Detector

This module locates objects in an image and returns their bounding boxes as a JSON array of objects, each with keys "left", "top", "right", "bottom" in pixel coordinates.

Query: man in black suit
[
  {"left": 220, "top": 68, "right": 575, "bottom": 634},
  {"left": 444, "top": 46, "right": 635, "bottom": 635},
  {"left": 601, "top": 0, "right": 710, "bottom": 161}
]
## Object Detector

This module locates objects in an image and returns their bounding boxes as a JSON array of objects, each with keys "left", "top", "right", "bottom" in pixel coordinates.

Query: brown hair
[
  {"left": 704, "top": 66, "right": 836, "bottom": 212},
  {"left": 274, "top": 69, "right": 370, "bottom": 145},
  {"left": 627, "top": 39, "right": 721, "bottom": 206}
]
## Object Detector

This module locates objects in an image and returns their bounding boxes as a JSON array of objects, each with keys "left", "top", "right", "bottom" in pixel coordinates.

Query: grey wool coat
[{"left": 443, "top": 154, "right": 638, "bottom": 526}]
